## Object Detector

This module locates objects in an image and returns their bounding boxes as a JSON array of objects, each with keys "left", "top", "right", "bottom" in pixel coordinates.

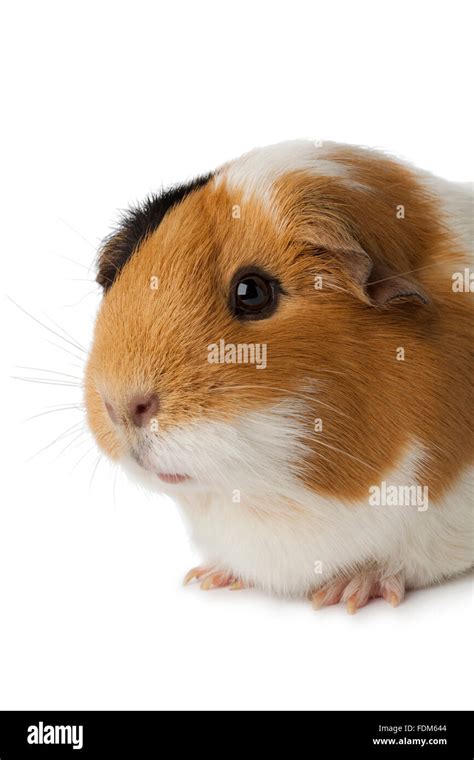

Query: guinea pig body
[{"left": 86, "top": 141, "right": 473, "bottom": 611}]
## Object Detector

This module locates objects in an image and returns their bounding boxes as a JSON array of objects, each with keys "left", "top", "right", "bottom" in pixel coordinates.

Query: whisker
[
  {"left": 89, "top": 454, "right": 102, "bottom": 489},
  {"left": 70, "top": 444, "right": 95, "bottom": 473},
  {"left": 212, "top": 384, "right": 348, "bottom": 418},
  {"left": 7, "top": 297, "right": 86, "bottom": 354},
  {"left": 27, "top": 421, "right": 83, "bottom": 461},
  {"left": 294, "top": 437, "right": 334, "bottom": 466},
  {"left": 44, "top": 401, "right": 84, "bottom": 408},
  {"left": 57, "top": 430, "right": 88, "bottom": 458},
  {"left": 15, "top": 366, "right": 82, "bottom": 380},
  {"left": 57, "top": 218, "right": 97, "bottom": 250},
  {"left": 47, "top": 340, "right": 85, "bottom": 365},
  {"left": 309, "top": 368, "right": 345, "bottom": 377},
  {"left": 368, "top": 260, "right": 448, "bottom": 285},
  {"left": 66, "top": 278, "right": 97, "bottom": 283},
  {"left": 300, "top": 433, "right": 377, "bottom": 472},
  {"left": 23, "top": 404, "right": 83, "bottom": 422},
  {"left": 58, "top": 253, "right": 94, "bottom": 273},
  {"left": 63, "top": 289, "right": 98, "bottom": 308},
  {"left": 12, "top": 376, "right": 82, "bottom": 387},
  {"left": 44, "top": 314, "right": 87, "bottom": 352}
]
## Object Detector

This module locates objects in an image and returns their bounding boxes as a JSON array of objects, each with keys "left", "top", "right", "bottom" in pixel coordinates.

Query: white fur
[
  {"left": 122, "top": 403, "right": 473, "bottom": 598},
  {"left": 214, "top": 139, "right": 361, "bottom": 206},
  {"left": 421, "top": 175, "right": 474, "bottom": 257}
]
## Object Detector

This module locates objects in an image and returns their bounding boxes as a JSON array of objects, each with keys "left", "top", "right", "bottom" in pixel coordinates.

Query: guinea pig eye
[{"left": 230, "top": 270, "right": 279, "bottom": 320}]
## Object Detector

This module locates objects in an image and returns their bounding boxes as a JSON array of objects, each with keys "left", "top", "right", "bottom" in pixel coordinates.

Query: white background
[{"left": 1, "top": 1, "right": 472, "bottom": 710}]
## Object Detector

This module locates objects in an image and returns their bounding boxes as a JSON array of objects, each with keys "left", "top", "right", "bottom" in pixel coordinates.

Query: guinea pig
[{"left": 85, "top": 140, "right": 473, "bottom": 613}]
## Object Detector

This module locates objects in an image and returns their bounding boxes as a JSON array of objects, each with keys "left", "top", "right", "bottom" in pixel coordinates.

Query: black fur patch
[{"left": 97, "top": 173, "right": 213, "bottom": 290}]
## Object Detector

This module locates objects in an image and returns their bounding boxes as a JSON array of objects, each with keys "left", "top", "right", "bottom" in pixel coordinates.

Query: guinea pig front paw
[
  {"left": 183, "top": 565, "right": 246, "bottom": 591},
  {"left": 311, "top": 571, "right": 404, "bottom": 614}
]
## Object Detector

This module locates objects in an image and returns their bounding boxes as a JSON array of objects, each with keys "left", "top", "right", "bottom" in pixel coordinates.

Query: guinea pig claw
[
  {"left": 387, "top": 592, "right": 401, "bottom": 608},
  {"left": 311, "top": 591, "right": 328, "bottom": 611},
  {"left": 183, "top": 566, "right": 209, "bottom": 586},
  {"left": 311, "top": 581, "right": 347, "bottom": 610},
  {"left": 200, "top": 572, "right": 232, "bottom": 590},
  {"left": 183, "top": 565, "right": 245, "bottom": 591},
  {"left": 380, "top": 576, "right": 405, "bottom": 608},
  {"left": 345, "top": 595, "right": 359, "bottom": 615},
  {"left": 312, "top": 571, "right": 405, "bottom": 613}
]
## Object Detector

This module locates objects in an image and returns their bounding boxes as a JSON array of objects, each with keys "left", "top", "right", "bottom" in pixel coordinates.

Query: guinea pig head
[{"left": 85, "top": 141, "right": 434, "bottom": 500}]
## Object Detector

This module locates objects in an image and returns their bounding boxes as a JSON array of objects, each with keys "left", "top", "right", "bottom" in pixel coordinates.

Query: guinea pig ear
[{"left": 331, "top": 247, "right": 431, "bottom": 308}]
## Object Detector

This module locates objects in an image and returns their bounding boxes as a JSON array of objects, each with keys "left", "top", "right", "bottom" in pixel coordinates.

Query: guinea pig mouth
[
  {"left": 131, "top": 448, "right": 191, "bottom": 484},
  {"left": 155, "top": 472, "right": 190, "bottom": 484}
]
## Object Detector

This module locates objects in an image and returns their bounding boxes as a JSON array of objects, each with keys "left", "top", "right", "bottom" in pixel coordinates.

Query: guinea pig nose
[{"left": 127, "top": 393, "right": 160, "bottom": 428}]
